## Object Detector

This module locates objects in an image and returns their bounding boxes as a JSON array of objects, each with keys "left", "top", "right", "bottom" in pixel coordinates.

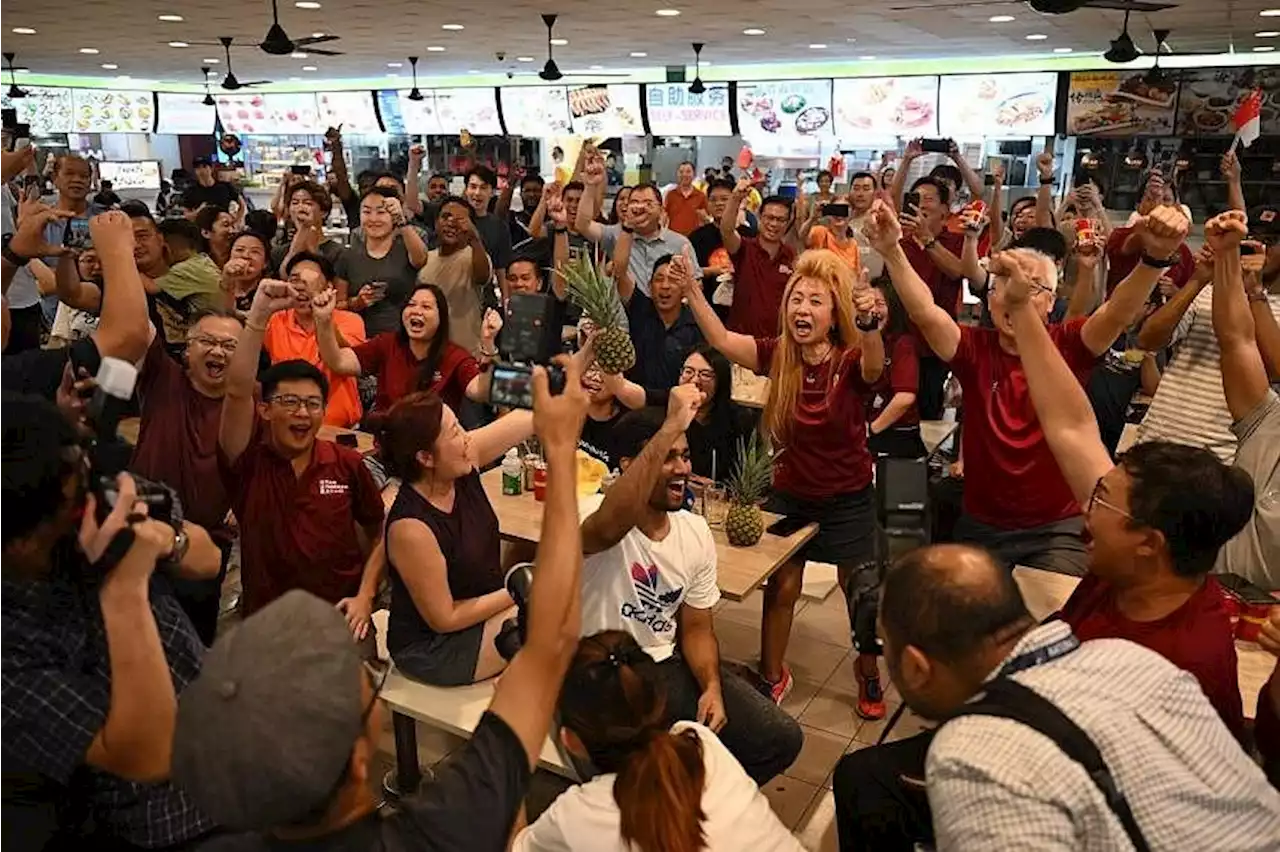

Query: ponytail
[{"left": 614, "top": 728, "right": 707, "bottom": 852}]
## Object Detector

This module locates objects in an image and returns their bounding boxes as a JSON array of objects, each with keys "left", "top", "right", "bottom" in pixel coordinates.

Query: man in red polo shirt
[
  {"left": 220, "top": 280, "right": 385, "bottom": 639},
  {"left": 1105, "top": 171, "right": 1195, "bottom": 297},
  {"left": 897, "top": 176, "right": 967, "bottom": 420},
  {"left": 723, "top": 176, "right": 796, "bottom": 338},
  {"left": 664, "top": 160, "right": 708, "bottom": 237},
  {"left": 868, "top": 198, "right": 1190, "bottom": 574}
]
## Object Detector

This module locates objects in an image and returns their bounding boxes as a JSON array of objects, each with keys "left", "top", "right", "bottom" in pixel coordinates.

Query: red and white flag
[{"left": 1232, "top": 88, "right": 1263, "bottom": 149}]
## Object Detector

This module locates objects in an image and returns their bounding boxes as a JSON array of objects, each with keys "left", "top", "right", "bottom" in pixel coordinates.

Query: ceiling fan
[
  {"left": 216, "top": 37, "right": 271, "bottom": 91},
  {"left": 888, "top": 1, "right": 1177, "bottom": 13},
  {"left": 1106, "top": 23, "right": 1223, "bottom": 69},
  {"left": 4, "top": 52, "right": 27, "bottom": 99},
  {"left": 186, "top": 0, "right": 342, "bottom": 56},
  {"left": 689, "top": 43, "right": 707, "bottom": 94},
  {"left": 535, "top": 13, "right": 629, "bottom": 81}
]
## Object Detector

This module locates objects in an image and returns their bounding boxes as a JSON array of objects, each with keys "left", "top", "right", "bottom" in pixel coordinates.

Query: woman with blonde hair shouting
[{"left": 681, "top": 249, "right": 885, "bottom": 708}]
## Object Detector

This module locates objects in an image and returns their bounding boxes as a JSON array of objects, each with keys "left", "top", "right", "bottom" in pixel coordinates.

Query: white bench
[{"left": 372, "top": 611, "right": 578, "bottom": 790}]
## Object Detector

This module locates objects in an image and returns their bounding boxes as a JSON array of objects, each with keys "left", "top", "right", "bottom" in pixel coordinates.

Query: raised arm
[
  {"left": 465, "top": 308, "right": 502, "bottom": 403},
  {"left": 528, "top": 181, "right": 557, "bottom": 239},
  {"left": 1206, "top": 211, "right": 1270, "bottom": 420},
  {"left": 987, "top": 161, "right": 1006, "bottom": 248},
  {"left": 88, "top": 212, "right": 151, "bottom": 363},
  {"left": 574, "top": 150, "right": 606, "bottom": 242},
  {"left": 495, "top": 168, "right": 518, "bottom": 219},
  {"left": 1034, "top": 145, "right": 1055, "bottom": 229},
  {"left": 219, "top": 281, "right": 294, "bottom": 464},
  {"left": 677, "top": 259, "right": 758, "bottom": 370},
  {"left": 890, "top": 139, "right": 922, "bottom": 209},
  {"left": 581, "top": 384, "right": 702, "bottom": 555},
  {"left": 468, "top": 408, "right": 535, "bottom": 471},
  {"left": 394, "top": 202, "right": 429, "bottom": 269},
  {"left": 998, "top": 251, "right": 1112, "bottom": 506},
  {"left": 1135, "top": 245, "right": 1212, "bottom": 351},
  {"left": 853, "top": 270, "right": 886, "bottom": 384},
  {"left": 487, "top": 359, "right": 589, "bottom": 768},
  {"left": 460, "top": 218, "right": 493, "bottom": 286},
  {"left": 948, "top": 140, "right": 985, "bottom": 203},
  {"left": 325, "top": 127, "right": 355, "bottom": 210},
  {"left": 721, "top": 178, "right": 750, "bottom": 257},
  {"left": 404, "top": 144, "right": 425, "bottom": 217},
  {"left": 613, "top": 226, "right": 636, "bottom": 305},
  {"left": 1064, "top": 240, "right": 1102, "bottom": 321},
  {"left": 960, "top": 222, "right": 987, "bottom": 285},
  {"left": 1221, "top": 151, "right": 1246, "bottom": 214},
  {"left": 550, "top": 225, "right": 569, "bottom": 301},
  {"left": 1082, "top": 206, "right": 1189, "bottom": 357},
  {"left": 310, "top": 288, "right": 363, "bottom": 376},
  {"left": 868, "top": 199, "right": 961, "bottom": 361}
]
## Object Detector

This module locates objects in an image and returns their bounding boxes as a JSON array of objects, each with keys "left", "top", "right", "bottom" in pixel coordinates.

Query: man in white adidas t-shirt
[{"left": 579, "top": 387, "right": 803, "bottom": 784}]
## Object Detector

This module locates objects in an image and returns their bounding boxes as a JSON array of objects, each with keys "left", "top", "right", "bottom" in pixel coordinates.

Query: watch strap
[
  {"left": 1139, "top": 253, "right": 1177, "bottom": 269},
  {"left": 1, "top": 235, "right": 30, "bottom": 268}
]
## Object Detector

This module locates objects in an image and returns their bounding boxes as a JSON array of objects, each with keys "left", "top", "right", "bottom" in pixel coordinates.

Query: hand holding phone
[{"left": 822, "top": 202, "right": 851, "bottom": 218}]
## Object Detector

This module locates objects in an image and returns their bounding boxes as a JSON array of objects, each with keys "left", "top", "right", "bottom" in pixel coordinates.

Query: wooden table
[
  {"left": 480, "top": 468, "right": 816, "bottom": 601},
  {"left": 116, "top": 417, "right": 376, "bottom": 456},
  {"left": 1013, "top": 566, "right": 1274, "bottom": 720}
]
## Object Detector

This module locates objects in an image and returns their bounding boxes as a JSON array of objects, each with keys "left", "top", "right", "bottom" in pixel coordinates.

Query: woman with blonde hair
[{"left": 681, "top": 249, "right": 885, "bottom": 706}]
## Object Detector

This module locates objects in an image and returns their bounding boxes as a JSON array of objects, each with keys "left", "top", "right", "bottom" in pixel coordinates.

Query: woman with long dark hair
[
  {"left": 865, "top": 285, "right": 926, "bottom": 459},
  {"left": 681, "top": 250, "right": 885, "bottom": 711},
  {"left": 374, "top": 391, "right": 535, "bottom": 686},
  {"left": 511, "top": 630, "right": 803, "bottom": 852},
  {"left": 604, "top": 186, "right": 633, "bottom": 226},
  {"left": 313, "top": 282, "right": 498, "bottom": 416}
]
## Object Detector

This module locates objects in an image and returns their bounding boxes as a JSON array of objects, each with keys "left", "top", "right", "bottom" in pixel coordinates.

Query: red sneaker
[
  {"left": 764, "top": 665, "right": 794, "bottom": 706},
  {"left": 855, "top": 654, "right": 886, "bottom": 720}
]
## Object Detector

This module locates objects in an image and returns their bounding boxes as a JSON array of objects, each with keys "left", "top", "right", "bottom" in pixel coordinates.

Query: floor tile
[
  {"left": 795, "top": 789, "right": 839, "bottom": 852},
  {"left": 786, "top": 637, "right": 850, "bottom": 685},
  {"left": 781, "top": 677, "right": 823, "bottom": 719},
  {"left": 852, "top": 700, "right": 910, "bottom": 746},
  {"left": 823, "top": 738, "right": 872, "bottom": 789},
  {"left": 715, "top": 588, "right": 772, "bottom": 627},
  {"left": 798, "top": 686, "right": 861, "bottom": 738},
  {"left": 785, "top": 725, "right": 853, "bottom": 786},
  {"left": 762, "top": 775, "right": 821, "bottom": 830},
  {"left": 791, "top": 595, "right": 854, "bottom": 648}
]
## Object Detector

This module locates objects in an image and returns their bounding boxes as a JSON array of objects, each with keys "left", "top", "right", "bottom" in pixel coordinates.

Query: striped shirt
[
  {"left": 1217, "top": 390, "right": 1280, "bottom": 590},
  {"left": 928, "top": 621, "right": 1280, "bottom": 851},
  {"left": 1137, "top": 287, "right": 1280, "bottom": 462}
]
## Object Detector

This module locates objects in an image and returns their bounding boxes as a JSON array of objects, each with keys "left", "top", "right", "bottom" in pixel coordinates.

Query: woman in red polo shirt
[
  {"left": 311, "top": 282, "right": 497, "bottom": 418},
  {"left": 375, "top": 391, "right": 535, "bottom": 686},
  {"left": 682, "top": 249, "right": 886, "bottom": 710},
  {"left": 865, "top": 285, "right": 925, "bottom": 460}
]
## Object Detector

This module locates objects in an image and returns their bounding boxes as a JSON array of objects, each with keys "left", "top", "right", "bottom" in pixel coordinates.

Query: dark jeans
[
  {"left": 832, "top": 730, "right": 935, "bottom": 852},
  {"left": 954, "top": 514, "right": 1088, "bottom": 576},
  {"left": 917, "top": 356, "right": 950, "bottom": 422},
  {"left": 171, "top": 539, "right": 233, "bottom": 646},
  {"left": 653, "top": 655, "right": 803, "bottom": 785}
]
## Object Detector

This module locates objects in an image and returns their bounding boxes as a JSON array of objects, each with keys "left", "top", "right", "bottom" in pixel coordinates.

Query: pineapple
[
  {"left": 725, "top": 431, "right": 774, "bottom": 547},
  {"left": 560, "top": 252, "right": 636, "bottom": 374}
]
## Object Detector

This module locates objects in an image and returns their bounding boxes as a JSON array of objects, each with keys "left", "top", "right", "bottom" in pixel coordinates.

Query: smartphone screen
[
  {"left": 921, "top": 138, "right": 950, "bottom": 154},
  {"left": 63, "top": 218, "right": 93, "bottom": 251},
  {"left": 490, "top": 364, "right": 535, "bottom": 410},
  {"left": 290, "top": 164, "right": 313, "bottom": 176},
  {"left": 822, "top": 203, "right": 851, "bottom": 218},
  {"left": 1218, "top": 572, "right": 1274, "bottom": 605},
  {"left": 904, "top": 191, "right": 921, "bottom": 215}
]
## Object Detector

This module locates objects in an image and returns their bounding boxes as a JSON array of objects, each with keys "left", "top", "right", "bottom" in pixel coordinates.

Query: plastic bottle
[{"left": 501, "top": 449, "right": 523, "bottom": 496}]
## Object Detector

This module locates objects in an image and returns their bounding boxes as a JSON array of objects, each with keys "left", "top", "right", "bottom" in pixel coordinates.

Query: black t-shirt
[
  {"left": 688, "top": 222, "right": 753, "bottom": 302},
  {"left": 578, "top": 406, "right": 623, "bottom": 470},
  {"left": 1, "top": 338, "right": 101, "bottom": 400},
  {"left": 192, "top": 712, "right": 531, "bottom": 852},
  {"left": 642, "top": 388, "right": 756, "bottom": 481},
  {"left": 507, "top": 210, "right": 534, "bottom": 246},
  {"left": 181, "top": 181, "right": 240, "bottom": 213}
]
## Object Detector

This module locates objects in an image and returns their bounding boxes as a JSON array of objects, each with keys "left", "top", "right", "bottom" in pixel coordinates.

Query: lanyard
[{"left": 995, "top": 633, "right": 1081, "bottom": 679}]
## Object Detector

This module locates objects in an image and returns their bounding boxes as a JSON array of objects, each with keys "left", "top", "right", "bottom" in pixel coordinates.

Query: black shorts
[
  {"left": 391, "top": 623, "right": 487, "bottom": 687},
  {"left": 764, "top": 487, "right": 876, "bottom": 566}
]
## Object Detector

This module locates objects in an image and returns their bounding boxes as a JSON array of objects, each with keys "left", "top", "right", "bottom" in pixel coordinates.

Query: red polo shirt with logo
[
  {"left": 352, "top": 332, "right": 480, "bottom": 414},
  {"left": 728, "top": 237, "right": 796, "bottom": 339},
  {"left": 220, "top": 437, "right": 384, "bottom": 615}
]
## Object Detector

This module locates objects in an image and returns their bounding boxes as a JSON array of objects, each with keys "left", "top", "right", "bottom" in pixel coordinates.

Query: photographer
[
  {"left": 2, "top": 394, "right": 222, "bottom": 849},
  {"left": 171, "top": 359, "right": 591, "bottom": 850}
]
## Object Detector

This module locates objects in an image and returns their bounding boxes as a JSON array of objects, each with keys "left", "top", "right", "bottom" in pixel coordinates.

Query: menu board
[
  {"left": 315, "top": 91, "right": 381, "bottom": 134},
  {"left": 938, "top": 72, "right": 1057, "bottom": 137},
  {"left": 501, "top": 86, "right": 572, "bottom": 137},
  {"left": 216, "top": 93, "right": 323, "bottom": 135},
  {"left": 156, "top": 92, "right": 216, "bottom": 134},
  {"left": 832, "top": 76, "right": 939, "bottom": 137},
  {"left": 737, "top": 80, "right": 834, "bottom": 137},
  {"left": 433, "top": 88, "right": 501, "bottom": 135},
  {"left": 1065, "top": 71, "right": 1178, "bottom": 137},
  {"left": 1175, "top": 68, "right": 1280, "bottom": 137},
  {"left": 568, "top": 84, "right": 644, "bottom": 137},
  {"left": 646, "top": 82, "right": 731, "bottom": 136},
  {"left": 71, "top": 90, "right": 155, "bottom": 133},
  {"left": 98, "top": 160, "right": 161, "bottom": 191},
  {"left": 1, "top": 86, "right": 74, "bottom": 134}
]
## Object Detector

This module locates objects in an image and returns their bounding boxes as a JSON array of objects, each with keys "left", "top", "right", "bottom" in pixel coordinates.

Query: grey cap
[{"left": 172, "top": 590, "right": 364, "bottom": 831}]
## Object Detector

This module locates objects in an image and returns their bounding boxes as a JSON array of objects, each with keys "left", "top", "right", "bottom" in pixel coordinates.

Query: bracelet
[
  {"left": 1039, "top": 175, "right": 1055, "bottom": 185},
  {"left": 1248, "top": 291, "right": 1269, "bottom": 304},
  {"left": 922, "top": 237, "right": 938, "bottom": 250},
  {"left": 1139, "top": 253, "right": 1176, "bottom": 269},
  {"left": 620, "top": 225, "right": 635, "bottom": 234},
  {"left": 1, "top": 243, "right": 29, "bottom": 268},
  {"left": 477, "top": 347, "right": 498, "bottom": 359}
]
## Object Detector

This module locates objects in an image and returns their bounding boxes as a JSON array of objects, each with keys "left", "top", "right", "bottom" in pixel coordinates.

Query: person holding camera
[
  {"left": 577, "top": 387, "right": 804, "bottom": 784},
  {"left": 2, "top": 394, "right": 223, "bottom": 849},
  {"left": 171, "top": 358, "right": 590, "bottom": 851},
  {"left": 219, "top": 280, "right": 386, "bottom": 633}
]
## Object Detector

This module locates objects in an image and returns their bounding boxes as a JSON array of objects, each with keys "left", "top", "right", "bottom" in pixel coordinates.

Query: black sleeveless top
[{"left": 385, "top": 471, "right": 504, "bottom": 654}]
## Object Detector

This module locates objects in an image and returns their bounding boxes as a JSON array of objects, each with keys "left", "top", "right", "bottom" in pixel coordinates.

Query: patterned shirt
[
  {"left": 1, "top": 560, "right": 215, "bottom": 848},
  {"left": 927, "top": 621, "right": 1280, "bottom": 851},
  {"left": 1137, "top": 288, "right": 1280, "bottom": 462}
]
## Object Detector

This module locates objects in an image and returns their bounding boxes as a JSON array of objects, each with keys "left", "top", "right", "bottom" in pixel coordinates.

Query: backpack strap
[{"left": 949, "top": 678, "right": 1151, "bottom": 852}]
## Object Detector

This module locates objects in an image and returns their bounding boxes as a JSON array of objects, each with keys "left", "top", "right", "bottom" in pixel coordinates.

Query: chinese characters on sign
[{"left": 647, "top": 83, "right": 732, "bottom": 136}]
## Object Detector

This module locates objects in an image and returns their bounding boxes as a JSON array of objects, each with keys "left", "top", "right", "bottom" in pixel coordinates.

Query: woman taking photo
[
  {"left": 272, "top": 179, "right": 346, "bottom": 275},
  {"left": 799, "top": 194, "right": 862, "bottom": 272},
  {"left": 312, "top": 282, "right": 498, "bottom": 416},
  {"left": 681, "top": 249, "right": 884, "bottom": 707},
  {"left": 511, "top": 630, "right": 802, "bottom": 851},
  {"left": 865, "top": 285, "right": 925, "bottom": 459},
  {"left": 219, "top": 229, "right": 272, "bottom": 313},
  {"left": 376, "top": 391, "right": 535, "bottom": 686},
  {"left": 197, "top": 204, "right": 236, "bottom": 269},
  {"left": 335, "top": 185, "right": 428, "bottom": 336}
]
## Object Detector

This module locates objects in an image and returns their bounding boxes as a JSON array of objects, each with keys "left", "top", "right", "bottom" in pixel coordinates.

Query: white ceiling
[{"left": 4, "top": 0, "right": 1280, "bottom": 84}]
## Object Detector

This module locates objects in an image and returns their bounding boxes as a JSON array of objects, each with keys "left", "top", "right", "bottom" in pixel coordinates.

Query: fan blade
[
  {"left": 302, "top": 48, "right": 344, "bottom": 56},
  {"left": 564, "top": 72, "right": 632, "bottom": 78},
  {"left": 1079, "top": 0, "right": 1177, "bottom": 11},
  {"left": 240, "top": 80, "right": 273, "bottom": 87},
  {"left": 293, "top": 35, "right": 340, "bottom": 46}
]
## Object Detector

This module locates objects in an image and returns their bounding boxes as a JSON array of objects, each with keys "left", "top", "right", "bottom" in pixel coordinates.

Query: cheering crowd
[{"left": 2, "top": 123, "right": 1280, "bottom": 852}]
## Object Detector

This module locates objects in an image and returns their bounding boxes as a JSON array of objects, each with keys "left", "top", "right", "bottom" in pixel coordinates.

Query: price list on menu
[{"left": 646, "top": 82, "right": 731, "bottom": 136}]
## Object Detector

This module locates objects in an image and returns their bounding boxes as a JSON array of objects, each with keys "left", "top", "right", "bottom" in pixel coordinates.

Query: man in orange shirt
[
  {"left": 264, "top": 251, "right": 366, "bottom": 428},
  {"left": 664, "top": 160, "right": 708, "bottom": 237}
]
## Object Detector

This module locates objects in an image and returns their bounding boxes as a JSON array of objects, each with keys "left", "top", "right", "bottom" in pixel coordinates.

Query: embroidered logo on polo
[
  {"left": 317, "top": 479, "right": 349, "bottom": 496},
  {"left": 621, "top": 562, "right": 683, "bottom": 634}
]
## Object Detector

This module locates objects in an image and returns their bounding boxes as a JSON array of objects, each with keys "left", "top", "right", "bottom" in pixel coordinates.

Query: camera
[
  {"left": 489, "top": 292, "right": 567, "bottom": 410},
  {"left": 494, "top": 562, "right": 534, "bottom": 661},
  {"left": 920, "top": 138, "right": 952, "bottom": 154}
]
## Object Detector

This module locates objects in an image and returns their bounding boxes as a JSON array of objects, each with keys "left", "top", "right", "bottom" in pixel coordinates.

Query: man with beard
[
  {"left": 420, "top": 196, "right": 494, "bottom": 354},
  {"left": 220, "top": 280, "right": 386, "bottom": 639},
  {"left": 577, "top": 388, "right": 803, "bottom": 785}
]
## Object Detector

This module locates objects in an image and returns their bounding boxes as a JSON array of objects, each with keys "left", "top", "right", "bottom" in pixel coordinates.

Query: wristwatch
[
  {"left": 1139, "top": 253, "right": 1177, "bottom": 269},
  {"left": 169, "top": 525, "right": 190, "bottom": 565},
  {"left": 856, "top": 313, "right": 882, "bottom": 332},
  {"left": 620, "top": 225, "right": 635, "bottom": 235},
  {"left": 1, "top": 234, "right": 29, "bottom": 268},
  {"left": 1039, "top": 175, "right": 1055, "bottom": 185},
  {"left": 922, "top": 237, "right": 938, "bottom": 250}
]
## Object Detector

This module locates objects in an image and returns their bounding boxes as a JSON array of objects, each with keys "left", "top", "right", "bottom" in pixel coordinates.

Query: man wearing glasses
[
  {"left": 720, "top": 176, "right": 795, "bottom": 338},
  {"left": 219, "top": 280, "right": 385, "bottom": 639},
  {"left": 997, "top": 245, "right": 1253, "bottom": 741}
]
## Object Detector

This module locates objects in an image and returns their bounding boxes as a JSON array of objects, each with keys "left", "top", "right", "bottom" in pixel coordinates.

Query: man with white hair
[{"left": 865, "top": 199, "right": 1190, "bottom": 574}]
